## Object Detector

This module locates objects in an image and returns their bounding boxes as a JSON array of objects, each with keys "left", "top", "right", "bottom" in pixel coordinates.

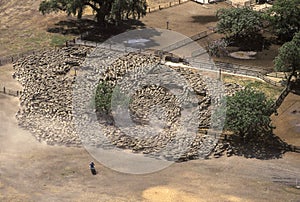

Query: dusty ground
[
  {"left": 142, "top": 1, "right": 228, "bottom": 36},
  {"left": 273, "top": 93, "right": 300, "bottom": 146},
  {"left": 1, "top": 62, "right": 300, "bottom": 202}
]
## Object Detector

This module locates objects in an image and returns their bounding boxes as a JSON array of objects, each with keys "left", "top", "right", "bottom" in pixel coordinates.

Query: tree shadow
[
  {"left": 218, "top": 132, "right": 293, "bottom": 160},
  {"left": 47, "top": 18, "right": 97, "bottom": 35},
  {"left": 227, "top": 33, "right": 272, "bottom": 51},
  {"left": 47, "top": 18, "right": 147, "bottom": 42},
  {"left": 191, "top": 15, "right": 218, "bottom": 24},
  {"left": 291, "top": 79, "right": 300, "bottom": 95}
]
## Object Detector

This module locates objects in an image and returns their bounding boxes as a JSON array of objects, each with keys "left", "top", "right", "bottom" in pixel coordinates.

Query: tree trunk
[
  {"left": 96, "top": 11, "right": 106, "bottom": 25},
  {"left": 286, "top": 67, "right": 296, "bottom": 90}
]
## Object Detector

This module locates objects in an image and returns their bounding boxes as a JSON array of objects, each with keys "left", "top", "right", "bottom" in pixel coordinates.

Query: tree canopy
[
  {"left": 274, "top": 32, "right": 300, "bottom": 86},
  {"left": 216, "top": 7, "right": 263, "bottom": 39},
  {"left": 39, "top": 0, "right": 147, "bottom": 24},
  {"left": 216, "top": 7, "right": 264, "bottom": 50},
  {"left": 267, "top": 0, "right": 300, "bottom": 42},
  {"left": 95, "top": 81, "right": 131, "bottom": 115},
  {"left": 222, "top": 87, "right": 274, "bottom": 140}
]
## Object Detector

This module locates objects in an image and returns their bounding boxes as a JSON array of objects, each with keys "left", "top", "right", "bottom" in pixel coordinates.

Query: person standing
[{"left": 90, "top": 162, "right": 97, "bottom": 175}]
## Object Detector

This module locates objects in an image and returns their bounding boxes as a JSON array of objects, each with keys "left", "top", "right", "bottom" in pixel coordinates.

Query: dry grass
[
  {"left": 222, "top": 74, "right": 284, "bottom": 100},
  {"left": 0, "top": 0, "right": 74, "bottom": 56}
]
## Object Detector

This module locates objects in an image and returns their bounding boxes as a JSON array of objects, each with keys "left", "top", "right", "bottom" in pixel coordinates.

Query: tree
[
  {"left": 267, "top": 0, "right": 300, "bottom": 42},
  {"left": 216, "top": 7, "right": 264, "bottom": 50},
  {"left": 223, "top": 87, "right": 275, "bottom": 141},
  {"left": 39, "top": 0, "right": 147, "bottom": 24},
  {"left": 95, "top": 81, "right": 131, "bottom": 115},
  {"left": 216, "top": 7, "right": 263, "bottom": 39},
  {"left": 207, "top": 38, "right": 229, "bottom": 57},
  {"left": 95, "top": 80, "right": 113, "bottom": 114},
  {"left": 274, "top": 32, "right": 300, "bottom": 87}
]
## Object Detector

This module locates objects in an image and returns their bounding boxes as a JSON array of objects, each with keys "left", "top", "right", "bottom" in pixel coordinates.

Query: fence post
[
  {"left": 148, "top": 8, "right": 150, "bottom": 13},
  {"left": 3, "top": 87, "right": 5, "bottom": 94},
  {"left": 179, "top": 0, "right": 181, "bottom": 4},
  {"left": 159, "top": 5, "right": 161, "bottom": 10},
  {"left": 170, "top": 2, "right": 171, "bottom": 7}
]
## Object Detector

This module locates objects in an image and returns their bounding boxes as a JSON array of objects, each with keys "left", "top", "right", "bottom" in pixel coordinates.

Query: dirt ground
[
  {"left": 142, "top": 1, "right": 229, "bottom": 37},
  {"left": 1, "top": 63, "right": 300, "bottom": 202},
  {"left": 272, "top": 93, "right": 300, "bottom": 146}
]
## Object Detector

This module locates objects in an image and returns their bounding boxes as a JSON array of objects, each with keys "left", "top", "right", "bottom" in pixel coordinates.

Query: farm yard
[{"left": 0, "top": 0, "right": 299, "bottom": 201}]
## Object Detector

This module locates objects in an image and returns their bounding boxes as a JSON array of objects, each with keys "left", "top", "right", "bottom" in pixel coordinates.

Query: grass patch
[
  {"left": 222, "top": 74, "right": 284, "bottom": 100},
  {"left": 50, "top": 34, "right": 73, "bottom": 47},
  {"left": 0, "top": 29, "right": 74, "bottom": 56}
]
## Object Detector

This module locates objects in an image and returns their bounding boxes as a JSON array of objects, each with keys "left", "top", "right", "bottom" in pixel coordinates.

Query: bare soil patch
[
  {"left": 141, "top": 1, "right": 231, "bottom": 37},
  {"left": 272, "top": 93, "right": 300, "bottom": 146}
]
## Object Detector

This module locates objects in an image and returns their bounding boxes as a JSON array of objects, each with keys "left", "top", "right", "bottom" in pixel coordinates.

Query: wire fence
[
  {"left": 0, "top": 50, "right": 39, "bottom": 66},
  {"left": 271, "top": 87, "right": 290, "bottom": 110},
  {"left": 291, "top": 146, "right": 300, "bottom": 153},
  {"left": 147, "top": 0, "right": 190, "bottom": 13},
  {"left": 272, "top": 177, "right": 300, "bottom": 188},
  {"left": 0, "top": 85, "right": 22, "bottom": 97}
]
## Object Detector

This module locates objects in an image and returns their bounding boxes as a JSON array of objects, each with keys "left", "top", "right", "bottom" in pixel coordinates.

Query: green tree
[
  {"left": 274, "top": 32, "right": 300, "bottom": 87},
  {"left": 216, "top": 7, "right": 263, "bottom": 39},
  {"left": 95, "top": 81, "right": 113, "bottom": 114},
  {"left": 95, "top": 81, "right": 131, "bottom": 115},
  {"left": 39, "top": 0, "right": 147, "bottom": 24},
  {"left": 223, "top": 87, "right": 274, "bottom": 141},
  {"left": 267, "top": 0, "right": 300, "bottom": 42}
]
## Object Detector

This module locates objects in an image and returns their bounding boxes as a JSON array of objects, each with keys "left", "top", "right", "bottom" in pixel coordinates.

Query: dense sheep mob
[{"left": 13, "top": 46, "right": 242, "bottom": 161}]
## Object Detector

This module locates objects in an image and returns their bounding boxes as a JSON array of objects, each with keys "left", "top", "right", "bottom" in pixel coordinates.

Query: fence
[
  {"left": 0, "top": 85, "right": 22, "bottom": 97},
  {"left": 257, "top": 73, "right": 282, "bottom": 87},
  {"left": 162, "top": 28, "right": 216, "bottom": 53},
  {"left": 68, "top": 33, "right": 284, "bottom": 88},
  {"left": 272, "top": 177, "right": 300, "bottom": 187},
  {"left": 226, "top": 0, "right": 253, "bottom": 8},
  {"left": 0, "top": 50, "right": 39, "bottom": 66},
  {"left": 215, "top": 61, "right": 282, "bottom": 85},
  {"left": 290, "top": 145, "right": 300, "bottom": 153},
  {"left": 272, "top": 87, "right": 290, "bottom": 110},
  {"left": 147, "top": 0, "right": 190, "bottom": 13}
]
